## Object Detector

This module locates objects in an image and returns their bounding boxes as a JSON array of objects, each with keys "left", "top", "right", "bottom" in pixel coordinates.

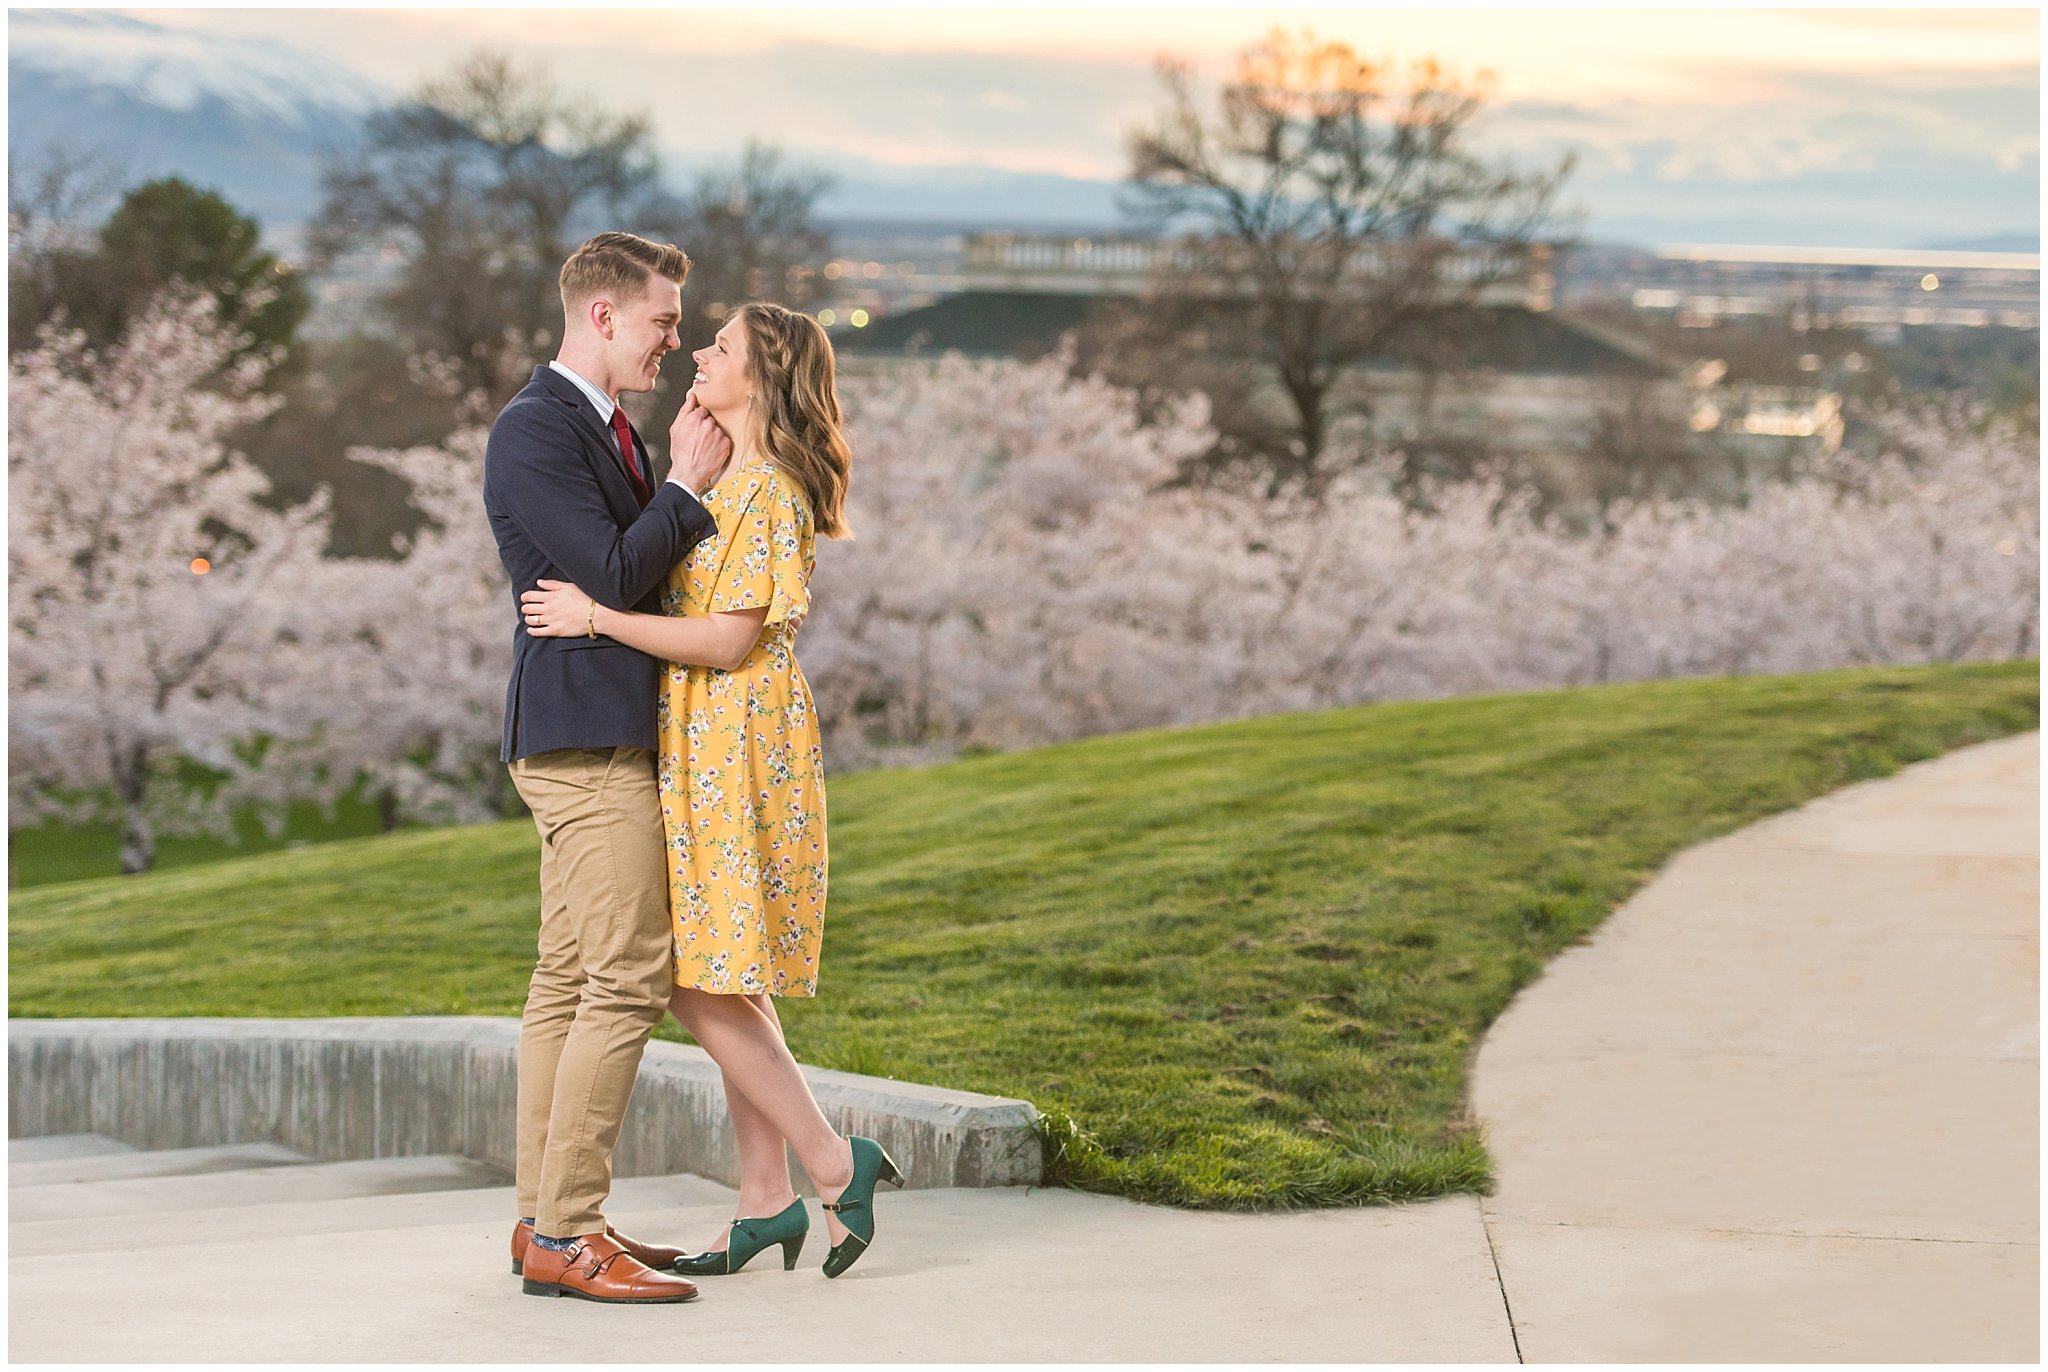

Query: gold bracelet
[{"left": 585, "top": 601, "right": 598, "bottom": 639}]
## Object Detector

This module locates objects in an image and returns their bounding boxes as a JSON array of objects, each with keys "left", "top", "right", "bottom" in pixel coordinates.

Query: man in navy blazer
[{"left": 483, "top": 232, "right": 730, "bottom": 1304}]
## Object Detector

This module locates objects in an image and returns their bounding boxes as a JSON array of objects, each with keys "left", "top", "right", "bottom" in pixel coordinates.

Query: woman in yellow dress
[{"left": 521, "top": 302, "right": 899, "bottom": 1280}]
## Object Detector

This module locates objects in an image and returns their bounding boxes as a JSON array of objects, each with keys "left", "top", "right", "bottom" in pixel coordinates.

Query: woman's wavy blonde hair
[{"left": 734, "top": 302, "right": 852, "bottom": 539}]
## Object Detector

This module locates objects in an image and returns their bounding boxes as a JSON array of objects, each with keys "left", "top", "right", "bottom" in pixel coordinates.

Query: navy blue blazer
[{"left": 483, "top": 365, "right": 716, "bottom": 762}]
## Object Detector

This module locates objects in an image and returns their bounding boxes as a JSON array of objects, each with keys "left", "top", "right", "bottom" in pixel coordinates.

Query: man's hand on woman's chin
[{"left": 671, "top": 391, "right": 734, "bottom": 493}]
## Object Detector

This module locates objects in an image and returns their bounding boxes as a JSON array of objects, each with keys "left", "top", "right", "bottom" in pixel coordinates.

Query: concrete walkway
[
  {"left": 1472, "top": 730, "right": 2038, "bottom": 1361},
  {"left": 9, "top": 732, "right": 2036, "bottom": 1361},
  {"left": 10, "top": 1141, "right": 1514, "bottom": 1362}
]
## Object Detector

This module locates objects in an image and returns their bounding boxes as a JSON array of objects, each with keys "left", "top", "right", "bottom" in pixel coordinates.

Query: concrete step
[
  {"left": 10, "top": 1153, "right": 509, "bottom": 1224},
  {"left": 10, "top": 1140, "right": 309, "bottom": 1189},
  {"left": 10, "top": 1017, "right": 1042, "bottom": 1192},
  {"left": 8, "top": 1133, "right": 136, "bottom": 1164}
]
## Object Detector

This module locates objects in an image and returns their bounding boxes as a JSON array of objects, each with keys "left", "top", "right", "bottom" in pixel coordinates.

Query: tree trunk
[
  {"left": 118, "top": 805, "right": 155, "bottom": 875},
  {"left": 113, "top": 743, "right": 156, "bottom": 875},
  {"left": 1282, "top": 360, "right": 1341, "bottom": 494},
  {"left": 376, "top": 785, "right": 402, "bottom": 833}
]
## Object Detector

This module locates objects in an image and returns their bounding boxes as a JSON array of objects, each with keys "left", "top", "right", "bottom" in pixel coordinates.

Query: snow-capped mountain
[
  {"left": 6, "top": 11, "right": 1122, "bottom": 238},
  {"left": 12, "top": 10, "right": 383, "bottom": 122},
  {"left": 9, "top": 10, "right": 386, "bottom": 232}
]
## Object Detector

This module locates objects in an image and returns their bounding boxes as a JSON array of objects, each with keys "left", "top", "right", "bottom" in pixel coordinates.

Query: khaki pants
[{"left": 508, "top": 746, "right": 672, "bottom": 1238}]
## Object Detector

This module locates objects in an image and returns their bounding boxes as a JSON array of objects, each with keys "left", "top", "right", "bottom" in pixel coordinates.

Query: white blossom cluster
[
  {"left": 8, "top": 300, "right": 2037, "bottom": 869},
  {"left": 309, "top": 426, "right": 513, "bottom": 826},
  {"left": 804, "top": 352, "right": 2037, "bottom": 765},
  {"left": 9, "top": 291, "right": 340, "bottom": 870}
]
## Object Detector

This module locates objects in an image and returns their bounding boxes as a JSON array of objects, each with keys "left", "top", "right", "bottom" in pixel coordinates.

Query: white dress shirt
[{"left": 547, "top": 359, "right": 698, "bottom": 501}]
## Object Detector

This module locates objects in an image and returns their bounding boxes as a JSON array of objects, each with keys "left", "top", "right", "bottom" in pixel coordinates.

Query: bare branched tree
[
  {"left": 1118, "top": 29, "right": 1577, "bottom": 490},
  {"left": 8, "top": 140, "right": 130, "bottom": 353},
  {"left": 310, "top": 58, "right": 835, "bottom": 482},
  {"left": 671, "top": 141, "right": 834, "bottom": 350},
  {"left": 8, "top": 140, "right": 128, "bottom": 265},
  {"left": 617, "top": 141, "right": 837, "bottom": 453},
  {"left": 311, "top": 52, "right": 667, "bottom": 400}
]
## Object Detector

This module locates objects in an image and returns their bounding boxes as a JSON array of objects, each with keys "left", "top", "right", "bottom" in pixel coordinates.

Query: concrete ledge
[{"left": 8, "top": 1017, "right": 1043, "bottom": 1191}]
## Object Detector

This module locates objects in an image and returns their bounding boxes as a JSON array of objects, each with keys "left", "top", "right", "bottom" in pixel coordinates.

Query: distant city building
[
  {"left": 952, "top": 233, "right": 1553, "bottom": 308},
  {"left": 1559, "top": 243, "right": 2039, "bottom": 336},
  {"left": 836, "top": 232, "right": 1845, "bottom": 485}
]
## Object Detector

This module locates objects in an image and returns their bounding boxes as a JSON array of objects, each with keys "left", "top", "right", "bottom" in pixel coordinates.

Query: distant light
[
  {"left": 862, "top": 261, "right": 883, "bottom": 279},
  {"left": 850, "top": 309, "right": 870, "bottom": 328},
  {"left": 190, "top": 558, "right": 211, "bottom": 575},
  {"left": 823, "top": 262, "right": 844, "bottom": 280},
  {"left": 272, "top": 260, "right": 293, "bottom": 275},
  {"left": 817, "top": 309, "right": 837, "bottom": 326},
  {"left": 897, "top": 261, "right": 916, "bottom": 276},
  {"left": 1073, "top": 237, "right": 1092, "bottom": 254},
  {"left": 1995, "top": 537, "right": 2018, "bottom": 557},
  {"left": 1921, "top": 274, "right": 1940, "bottom": 291}
]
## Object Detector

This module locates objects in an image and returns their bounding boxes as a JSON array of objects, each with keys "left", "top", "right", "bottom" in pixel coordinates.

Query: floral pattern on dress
[{"left": 655, "top": 458, "right": 826, "bottom": 997}]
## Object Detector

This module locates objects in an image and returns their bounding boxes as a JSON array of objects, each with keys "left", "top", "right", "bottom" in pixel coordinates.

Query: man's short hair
[{"left": 559, "top": 232, "right": 689, "bottom": 313}]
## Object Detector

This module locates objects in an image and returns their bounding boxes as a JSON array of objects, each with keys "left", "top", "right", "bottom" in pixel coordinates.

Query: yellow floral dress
[{"left": 655, "top": 457, "right": 826, "bottom": 997}]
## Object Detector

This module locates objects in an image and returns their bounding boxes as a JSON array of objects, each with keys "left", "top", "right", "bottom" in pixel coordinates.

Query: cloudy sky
[{"left": 106, "top": 6, "right": 2048, "bottom": 246}]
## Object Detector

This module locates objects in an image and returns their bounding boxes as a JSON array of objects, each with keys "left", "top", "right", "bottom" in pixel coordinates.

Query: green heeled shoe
[
  {"left": 820, "top": 1136, "right": 905, "bottom": 1279},
  {"left": 672, "top": 1198, "right": 809, "bottom": 1276}
]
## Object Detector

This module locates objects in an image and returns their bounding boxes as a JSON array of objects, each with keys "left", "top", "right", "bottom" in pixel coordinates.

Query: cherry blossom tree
[
  {"left": 306, "top": 426, "right": 515, "bottom": 826},
  {"left": 316, "top": 392, "right": 2043, "bottom": 807},
  {"left": 8, "top": 290, "right": 341, "bottom": 872},
  {"left": 1813, "top": 413, "right": 2037, "bottom": 667},
  {"left": 806, "top": 347, "right": 1219, "bottom": 760},
  {"left": 1559, "top": 413, "right": 2037, "bottom": 683},
  {"left": 805, "top": 355, "right": 2036, "bottom": 767},
  {"left": 18, "top": 295, "right": 2028, "bottom": 865},
  {"left": 329, "top": 379, "right": 2039, "bottom": 799}
]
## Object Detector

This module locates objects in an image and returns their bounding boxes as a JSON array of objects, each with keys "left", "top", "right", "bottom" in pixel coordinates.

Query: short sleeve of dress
[{"left": 707, "top": 467, "right": 812, "bottom": 626}]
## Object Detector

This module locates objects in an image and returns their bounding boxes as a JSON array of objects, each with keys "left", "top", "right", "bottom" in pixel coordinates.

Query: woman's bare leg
[
  {"left": 669, "top": 986, "right": 858, "bottom": 1244},
  {"left": 723, "top": 995, "right": 802, "bottom": 1208},
  {"left": 676, "top": 994, "right": 798, "bottom": 1251}
]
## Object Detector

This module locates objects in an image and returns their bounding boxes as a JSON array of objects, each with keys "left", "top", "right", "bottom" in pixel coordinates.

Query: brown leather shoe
[
  {"left": 519, "top": 1231, "right": 701, "bottom": 1304},
  {"left": 511, "top": 1219, "right": 691, "bottom": 1276}
]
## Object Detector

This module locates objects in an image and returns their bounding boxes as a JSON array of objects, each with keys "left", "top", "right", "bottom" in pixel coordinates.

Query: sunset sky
[{"left": 63, "top": 7, "right": 2048, "bottom": 245}]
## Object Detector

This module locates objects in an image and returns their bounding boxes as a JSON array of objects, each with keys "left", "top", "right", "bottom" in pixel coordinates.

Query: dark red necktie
[{"left": 609, "top": 405, "right": 652, "bottom": 508}]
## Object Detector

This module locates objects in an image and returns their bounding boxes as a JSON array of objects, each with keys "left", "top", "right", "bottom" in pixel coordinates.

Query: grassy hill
[
  {"left": 10, "top": 661, "right": 2037, "bottom": 1208},
  {"left": 9, "top": 785, "right": 393, "bottom": 889}
]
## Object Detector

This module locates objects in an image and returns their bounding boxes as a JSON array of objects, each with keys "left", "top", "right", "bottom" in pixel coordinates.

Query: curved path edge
[{"left": 1472, "top": 731, "right": 2039, "bottom": 1361}]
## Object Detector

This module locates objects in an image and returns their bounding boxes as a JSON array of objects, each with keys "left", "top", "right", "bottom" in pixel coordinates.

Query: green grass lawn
[
  {"left": 9, "top": 661, "right": 2037, "bottom": 1209},
  {"left": 8, "top": 787, "right": 396, "bottom": 889}
]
